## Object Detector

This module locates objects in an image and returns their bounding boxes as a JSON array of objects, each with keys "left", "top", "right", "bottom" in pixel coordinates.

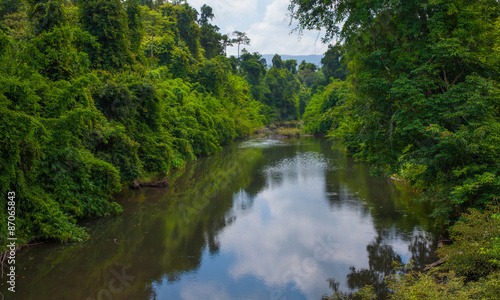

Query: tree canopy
[{"left": 232, "top": 30, "right": 250, "bottom": 58}]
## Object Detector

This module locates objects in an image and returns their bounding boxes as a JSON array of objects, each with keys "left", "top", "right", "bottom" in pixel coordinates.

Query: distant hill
[{"left": 260, "top": 54, "right": 323, "bottom": 68}]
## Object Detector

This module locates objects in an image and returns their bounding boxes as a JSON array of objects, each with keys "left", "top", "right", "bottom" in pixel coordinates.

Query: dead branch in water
[{"left": 422, "top": 257, "right": 448, "bottom": 272}]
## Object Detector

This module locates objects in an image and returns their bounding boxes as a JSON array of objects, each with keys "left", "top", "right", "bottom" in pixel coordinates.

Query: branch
[{"left": 422, "top": 256, "right": 448, "bottom": 272}]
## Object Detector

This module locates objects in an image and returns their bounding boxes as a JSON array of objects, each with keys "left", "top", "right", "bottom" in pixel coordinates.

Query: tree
[
  {"left": 240, "top": 51, "right": 266, "bottom": 87},
  {"left": 284, "top": 59, "right": 298, "bottom": 74},
  {"left": 200, "top": 23, "right": 222, "bottom": 59},
  {"left": 271, "top": 54, "right": 283, "bottom": 69},
  {"left": 162, "top": 2, "right": 202, "bottom": 59},
  {"left": 26, "top": 0, "right": 65, "bottom": 35},
  {"left": 80, "top": 0, "right": 135, "bottom": 71},
  {"left": 138, "top": 0, "right": 164, "bottom": 9},
  {"left": 125, "top": 0, "right": 144, "bottom": 59},
  {"left": 232, "top": 30, "right": 250, "bottom": 58},
  {"left": 24, "top": 0, "right": 91, "bottom": 80},
  {"left": 298, "top": 60, "right": 317, "bottom": 88},
  {"left": 288, "top": 0, "right": 381, "bottom": 42},
  {"left": 263, "top": 67, "right": 300, "bottom": 121},
  {"left": 221, "top": 34, "right": 232, "bottom": 56},
  {"left": 321, "top": 44, "right": 346, "bottom": 81},
  {"left": 198, "top": 4, "right": 213, "bottom": 26},
  {"left": 0, "top": 0, "right": 24, "bottom": 20},
  {"left": 198, "top": 5, "right": 223, "bottom": 59},
  {"left": 142, "top": 5, "right": 168, "bottom": 66}
]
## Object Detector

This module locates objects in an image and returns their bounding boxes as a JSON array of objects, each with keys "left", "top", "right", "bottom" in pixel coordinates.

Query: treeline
[
  {"left": 234, "top": 46, "right": 346, "bottom": 124},
  {"left": 292, "top": 0, "right": 500, "bottom": 298},
  {"left": 0, "top": 0, "right": 270, "bottom": 248}
]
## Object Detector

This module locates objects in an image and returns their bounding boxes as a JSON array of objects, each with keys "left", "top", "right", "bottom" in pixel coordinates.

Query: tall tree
[
  {"left": 138, "top": 0, "right": 164, "bottom": 9},
  {"left": 232, "top": 30, "right": 250, "bottom": 58},
  {"left": 198, "top": 4, "right": 213, "bottom": 26},
  {"left": 142, "top": 5, "right": 164, "bottom": 65},
  {"left": 198, "top": 5, "right": 223, "bottom": 59},
  {"left": 241, "top": 51, "right": 268, "bottom": 105},
  {"left": 240, "top": 51, "right": 266, "bottom": 86},
  {"left": 200, "top": 23, "right": 223, "bottom": 59},
  {"left": 221, "top": 33, "right": 232, "bottom": 56},
  {"left": 25, "top": 0, "right": 91, "bottom": 80}
]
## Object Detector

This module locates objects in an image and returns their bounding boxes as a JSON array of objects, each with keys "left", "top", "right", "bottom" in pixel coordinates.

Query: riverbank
[{"left": 253, "top": 121, "right": 311, "bottom": 138}]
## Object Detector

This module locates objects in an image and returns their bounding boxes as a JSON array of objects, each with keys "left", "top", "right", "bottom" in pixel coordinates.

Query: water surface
[{"left": 2, "top": 137, "right": 438, "bottom": 299}]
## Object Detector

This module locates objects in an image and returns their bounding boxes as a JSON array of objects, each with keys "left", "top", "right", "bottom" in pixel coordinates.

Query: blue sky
[{"left": 187, "top": 0, "right": 331, "bottom": 56}]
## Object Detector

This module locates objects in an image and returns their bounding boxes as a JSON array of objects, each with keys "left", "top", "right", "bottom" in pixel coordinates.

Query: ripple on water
[
  {"left": 239, "top": 138, "right": 287, "bottom": 149},
  {"left": 263, "top": 151, "right": 337, "bottom": 176}
]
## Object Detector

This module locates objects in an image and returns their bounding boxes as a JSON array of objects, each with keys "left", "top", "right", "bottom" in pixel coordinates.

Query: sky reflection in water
[
  {"left": 5, "top": 138, "right": 437, "bottom": 300},
  {"left": 153, "top": 138, "right": 437, "bottom": 300}
]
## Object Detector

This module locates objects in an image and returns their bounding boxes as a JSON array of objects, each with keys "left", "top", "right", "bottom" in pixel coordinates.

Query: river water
[{"left": 1, "top": 137, "right": 438, "bottom": 299}]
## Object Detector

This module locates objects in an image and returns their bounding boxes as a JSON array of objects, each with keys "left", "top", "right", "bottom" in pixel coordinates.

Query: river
[{"left": 1, "top": 137, "right": 438, "bottom": 299}]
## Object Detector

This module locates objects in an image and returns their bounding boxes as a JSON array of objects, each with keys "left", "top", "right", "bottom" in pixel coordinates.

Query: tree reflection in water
[
  {"left": 326, "top": 233, "right": 437, "bottom": 299},
  {"left": 7, "top": 138, "right": 441, "bottom": 300}
]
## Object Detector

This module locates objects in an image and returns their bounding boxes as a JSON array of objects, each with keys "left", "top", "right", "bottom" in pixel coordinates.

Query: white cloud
[
  {"left": 189, "top": 0, "right": 259, "bottom": 22},
  {"left": 247, "top": 0, "right": 328, "bottom": 55},
  {"left": 187, "top": 0, "right": 330, "bottom": 56},
  {"left": 187, "top": 0, "right": 260, "bottom": 33}
]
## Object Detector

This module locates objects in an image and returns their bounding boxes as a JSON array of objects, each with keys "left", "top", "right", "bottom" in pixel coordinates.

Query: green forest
[
  {"left": 0, "top": 0, "right": 339, "bottom": 249},
  {"left": 291, "top": 0, "right": 500, "bottom": 298},
  {"left": 0, "top": 1, "right": 284, "bottom": 247},
  {"left": 1, "top": 0, "right": 500, "bottom": 298}
]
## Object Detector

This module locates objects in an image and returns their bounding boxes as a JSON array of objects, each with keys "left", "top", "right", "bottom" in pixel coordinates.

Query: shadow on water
[{"left": 1, "top": 137, "right": 440, "bottom": 299}]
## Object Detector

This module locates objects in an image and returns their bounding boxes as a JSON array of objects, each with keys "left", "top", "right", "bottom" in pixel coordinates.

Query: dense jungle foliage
[
  {"left": 290, "top": 0, "right": 500, "bottom": 298},
  {"left": 0, "top": 0, "right": 325, "bottom": 250}
]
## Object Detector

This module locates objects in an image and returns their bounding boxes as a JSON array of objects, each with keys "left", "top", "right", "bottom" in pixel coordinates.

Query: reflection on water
[{"left": 2, "top": 138, "right": 438, "bottom": 299}]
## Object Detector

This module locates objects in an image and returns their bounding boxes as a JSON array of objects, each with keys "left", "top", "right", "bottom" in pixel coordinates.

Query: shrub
[{"left": 438, "top": 205, "right": 500, "bottom": 280}]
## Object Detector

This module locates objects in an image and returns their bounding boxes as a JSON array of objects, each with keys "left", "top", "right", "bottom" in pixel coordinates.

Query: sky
[{"left": 186, "top": 0, "right": 331, "bottom": 56}]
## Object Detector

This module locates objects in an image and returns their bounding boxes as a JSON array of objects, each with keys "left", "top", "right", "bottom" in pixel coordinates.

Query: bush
[
  {"left": 276, "top": 127, "right": 301, "bottom": 137},
  {"left": 438, "top": 205, "right": 500, "bottom": 280},
  {"left": 384, "top": 204, "right": 500, "bottom": 299},
  {"left": 388, "top": 269, "right": 500, "bottom": 300}
]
